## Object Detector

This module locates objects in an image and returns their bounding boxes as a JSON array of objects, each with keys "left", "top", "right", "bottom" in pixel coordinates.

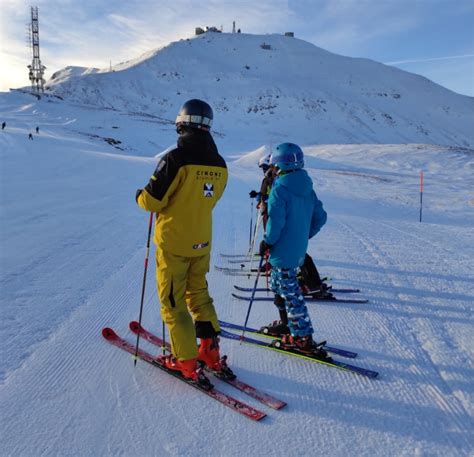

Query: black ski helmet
[{"left": 175, "top": 99, "right": 213, "bottom": 132}]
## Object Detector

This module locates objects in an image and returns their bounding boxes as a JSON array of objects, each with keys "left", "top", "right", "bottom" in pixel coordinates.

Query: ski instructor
[{"left": 135, "top": 99, "right": 231, "bottom": 386}]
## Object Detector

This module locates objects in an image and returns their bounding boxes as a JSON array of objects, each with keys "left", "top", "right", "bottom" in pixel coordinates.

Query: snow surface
[
  {"left": 1, "top": 87, "right": 473, "bottom": 457},
  {"left": 2, "top": 28, "right": 474, "bottom": 455}
]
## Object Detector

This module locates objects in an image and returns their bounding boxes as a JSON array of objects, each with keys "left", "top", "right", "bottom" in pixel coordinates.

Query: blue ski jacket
[{"left": 263, "top": 169, "right": 327, "bottom": 269}]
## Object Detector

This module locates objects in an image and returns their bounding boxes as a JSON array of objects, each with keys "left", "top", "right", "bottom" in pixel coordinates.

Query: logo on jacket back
[{"left": 203, "top": 183, "right": 214, "bottom": 197}]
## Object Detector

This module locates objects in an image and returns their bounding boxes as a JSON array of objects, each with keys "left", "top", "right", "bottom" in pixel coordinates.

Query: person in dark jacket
[
  {"left": 249, "top": 154, "right": 275, "bottom": 228},
  {"left": 136, "top": 99, "right": 232, "bottom": 387},
  {"left": 259, "top": 143, "right": 329, "bottom": 355}
]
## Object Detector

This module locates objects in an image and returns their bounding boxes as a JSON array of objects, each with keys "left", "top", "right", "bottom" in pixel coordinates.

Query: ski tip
[
  {"left": 274, "top": 401, "right": 288, "bottom": 410},
  {"left": 129, "top": 321, "right": 141, "bottom": 332},
  {"left": 102, "top": 327, "right": 118, "bottom": 339}
]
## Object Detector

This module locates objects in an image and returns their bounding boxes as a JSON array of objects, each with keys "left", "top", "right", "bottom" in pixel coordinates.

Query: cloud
[
  {"left": 289, "top": 0, "right": 421, "bottom": 53},
  {"left": 385, "top": 54, "right": 474, "bottom": 65}
]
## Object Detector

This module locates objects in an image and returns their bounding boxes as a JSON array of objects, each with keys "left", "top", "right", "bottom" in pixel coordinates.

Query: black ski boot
[
  {"left": 310, "top": 289, "right": 335, "bottom": 300},
  {"left": 261, "top": 307, "right": 290, "bottom": 336},
  {"left": 259, "top": 320, "right": 290, "bottom": 337},
  {"left": 306, "top": 281, "right": 335, "bottom": 300}
]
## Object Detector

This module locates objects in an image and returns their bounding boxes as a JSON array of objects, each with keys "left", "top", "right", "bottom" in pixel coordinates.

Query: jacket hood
[{"left": 277, "top": 169, "right": 313, "bottom": 197}]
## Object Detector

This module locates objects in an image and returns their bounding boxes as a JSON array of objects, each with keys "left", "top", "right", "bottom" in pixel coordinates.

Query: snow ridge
[{"left": 45, "top": 32, "right": 474, "bottom": 149}]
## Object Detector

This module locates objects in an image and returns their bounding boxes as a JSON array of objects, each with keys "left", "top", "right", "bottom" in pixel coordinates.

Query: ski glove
[
  {"left": 259, "top": 240, "right": 272, "bottom": 256},
  {"left": 249, "top": 190, "right": 259, "bottom": 198}
]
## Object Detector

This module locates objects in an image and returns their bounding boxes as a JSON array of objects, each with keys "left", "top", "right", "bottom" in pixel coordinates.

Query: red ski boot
[
  {"left": 198, "top": 337, "right": 236, "bottom": 380},
  {"left": 159, "top": 355, "right": 213, "bottom": 390}
]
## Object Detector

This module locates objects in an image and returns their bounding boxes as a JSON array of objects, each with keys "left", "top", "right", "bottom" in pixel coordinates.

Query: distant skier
[
  {"left": 35, "top": 126, "right": 39, "bottom": 134},
  {"left": 136, "top": 99, "right": 232, "bottom": 387},
  {"left": 28, "top": 133, "right": 33, "bottom": 140},
  {"left": 259, "top": 143, "right": 329, "bottom": 355},
  {"left": 1, "top": 121, "right": 5, "bottom": 130}
]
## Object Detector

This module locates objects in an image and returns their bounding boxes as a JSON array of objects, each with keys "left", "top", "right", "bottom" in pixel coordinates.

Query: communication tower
[{"left": 27, "top": 6, "right": 46, "bottom": 93}]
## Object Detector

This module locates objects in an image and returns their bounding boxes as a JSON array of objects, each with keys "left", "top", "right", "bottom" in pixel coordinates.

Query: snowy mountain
[{"left": 45, "top": 32, "right": 474, "bottom": 149}]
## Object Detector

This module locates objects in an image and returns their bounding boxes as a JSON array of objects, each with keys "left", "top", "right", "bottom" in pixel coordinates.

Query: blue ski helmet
[{"left": 270, "top": 143, "right": 304, "bottom": 172}]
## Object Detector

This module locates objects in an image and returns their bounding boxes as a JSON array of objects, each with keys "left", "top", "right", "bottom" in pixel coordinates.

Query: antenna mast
[{"left": 27, "top": 6, "right": 46, "bottom": 93}]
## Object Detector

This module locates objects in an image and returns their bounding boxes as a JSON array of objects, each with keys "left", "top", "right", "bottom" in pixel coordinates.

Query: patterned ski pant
[{"left": 270, "top": 267, "right": 314, "bottom": 337}]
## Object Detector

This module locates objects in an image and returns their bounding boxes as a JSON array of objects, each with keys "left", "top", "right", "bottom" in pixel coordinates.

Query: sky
[{"left": 0, "top": 0, "right": 473, "bottom": 96}]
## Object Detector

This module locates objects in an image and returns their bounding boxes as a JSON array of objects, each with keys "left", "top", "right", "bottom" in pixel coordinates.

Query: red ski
[
  {"left": 102, "top": 328, "right": 266, "bottom": 421},
  {"left": 129, "top": 321, "right": 286, "bottom": 410}
]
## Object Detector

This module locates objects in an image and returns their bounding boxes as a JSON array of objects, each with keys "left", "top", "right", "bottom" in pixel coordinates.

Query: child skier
[
  {"left": 259, "top": 143, "right": 328, "bottom": 354},
  {"left": 136, "top": 99, "right": 233, "bottom": 388}
]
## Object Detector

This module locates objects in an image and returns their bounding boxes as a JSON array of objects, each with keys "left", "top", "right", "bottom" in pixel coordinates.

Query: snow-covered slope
[
  {"left": 45, "top": 32, "right": 474, "bottom": 149},
  {"left": 49, "top": 66, "right": 101, "bottom": 86},
  {"left": 1, "top": 91, "right": 473, "bottom": 456}
]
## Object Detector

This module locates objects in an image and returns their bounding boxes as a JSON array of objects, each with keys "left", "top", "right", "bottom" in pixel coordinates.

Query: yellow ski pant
[{"left": 156, "top": 249, "right": 220, "bottom": 361}]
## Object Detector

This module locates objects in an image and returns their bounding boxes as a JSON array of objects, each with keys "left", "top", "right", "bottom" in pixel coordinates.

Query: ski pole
[
  {"left": 241, "top": 255, "right": 265, "bottom": 340},
  {"left": 247, "top": 205, "right": 260, "bottom": 256},
  {"left": 249, "top": 200, "right": 254, "bottom": 250},
  {"left": 162, "top": 321, "right": 166, "bottom": 357},
  {"left": 248, "top": 211, "right": 262, "bottom": 274},
  {"left": 133, "top": 212, "right": 154, "bottom": 366}
]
